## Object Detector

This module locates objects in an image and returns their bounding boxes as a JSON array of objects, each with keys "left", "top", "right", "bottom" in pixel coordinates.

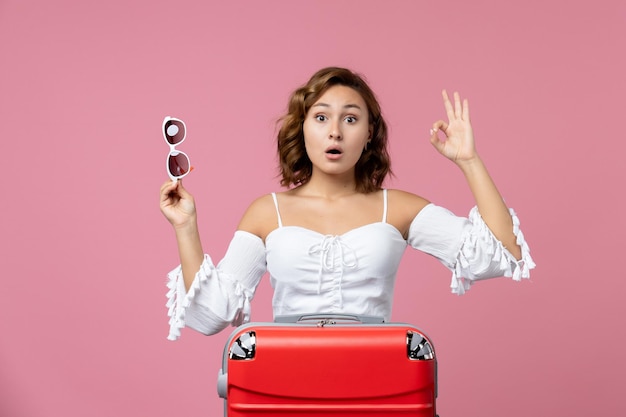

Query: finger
[
  {"left": 441, "top": 90, "right": 455, "bottom": 121},
  {"left": 429, "top": 135, "right": 441, "bottom": 151},
  {"left": 160, "top": 181, "right": 175, "bottom": 197},
  {"left": 429, "top": 121, "right": 448, "bottom": 151},
  {"left": 161, "top": 178, "right": 179, "bottom": 193},
  {"left": 160, "top": 180, "right": 182, "bottom": 203},
  {"left": 175, "top": 179, "right": 195, "bottom": 202},
  {"left": 429, "top": 128, "right": 445, "bottom": 152},
  {"left": 160, "top": 189, "right": 172, "bottom": 205},
  {"left": 462, "top": 98, "right": 470, "bottom": 121},
  {"left": 430, "top": 120, "right": 448, "bottom": 136},
  {"left": 176, "top": 178, "right": 188, "bottom": 195},
  {"left": 454, "top": 92, "right": 462, "bottom": 119}
]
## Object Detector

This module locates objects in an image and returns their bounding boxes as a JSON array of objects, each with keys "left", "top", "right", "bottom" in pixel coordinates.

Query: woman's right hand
[{"left": 160, "top": 179, "right": 197, "bottom": 229}]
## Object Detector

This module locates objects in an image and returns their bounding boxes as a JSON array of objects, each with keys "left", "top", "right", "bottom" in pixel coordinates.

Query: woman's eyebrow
[{"left": 312, "top": 102, "right": 363, "bottom": 110}]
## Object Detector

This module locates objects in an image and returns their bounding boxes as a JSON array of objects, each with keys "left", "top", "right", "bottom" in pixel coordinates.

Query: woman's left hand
[{"left": 430, "top": 90, "right": 478, "bottom": 164}]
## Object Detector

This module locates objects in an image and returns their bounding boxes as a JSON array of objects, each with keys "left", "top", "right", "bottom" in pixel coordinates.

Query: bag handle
[{"left": 274, "top": 313, "right": 385, "bottom": 324}]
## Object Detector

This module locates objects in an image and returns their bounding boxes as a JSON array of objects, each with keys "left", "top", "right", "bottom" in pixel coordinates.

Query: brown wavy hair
[{"left": 277, "top": 67, "right": 391, "bottom": 193}]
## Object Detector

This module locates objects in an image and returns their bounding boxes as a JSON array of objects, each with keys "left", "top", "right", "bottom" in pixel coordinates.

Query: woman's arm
[
  {"left": 160, "top": 179, "right": 205, "bottom": 290},
  {"left": 160, "top": 181, "right": 271, "bottom": 339},
  {"left": 430, "top": 90, "right": 521, "bottom": 259}
]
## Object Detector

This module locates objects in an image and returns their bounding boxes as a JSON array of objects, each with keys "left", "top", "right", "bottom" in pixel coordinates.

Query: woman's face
[{"left": 303, "top": 85, "right": 371, "bottom": 179}]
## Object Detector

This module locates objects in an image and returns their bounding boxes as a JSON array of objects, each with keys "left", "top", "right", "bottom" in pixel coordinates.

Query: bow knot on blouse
[
  {"left": 231, "top": 279, "right": 254, "bottom": 325},
  {"left": 308, "top": 235, "right": 358, "bottom": 305}
]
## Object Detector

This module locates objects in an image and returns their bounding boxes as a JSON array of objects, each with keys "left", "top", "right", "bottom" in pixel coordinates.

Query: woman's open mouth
[{"left": 325, "top": 147, "right": 343, "bottom": 160}]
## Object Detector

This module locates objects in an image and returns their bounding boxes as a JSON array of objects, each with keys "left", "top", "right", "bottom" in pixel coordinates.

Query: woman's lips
[{"left": 325, "top": 147, "right": 343, "bottom": 160}]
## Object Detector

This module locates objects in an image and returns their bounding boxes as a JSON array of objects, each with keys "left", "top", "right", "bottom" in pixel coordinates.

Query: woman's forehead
[{"left": 311, "top": 85, "right": 367, "bottom": 110}]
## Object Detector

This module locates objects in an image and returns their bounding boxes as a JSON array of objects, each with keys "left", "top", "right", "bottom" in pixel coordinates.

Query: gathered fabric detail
[
  {"left": 450, "top": 207, "right": 536, "bottom": 295},
  {"left": 229, "top": 276, "right": 255, "bottom": 327},
  {"left": 308, "top": 235, "right": 358, "bottom": 308}
]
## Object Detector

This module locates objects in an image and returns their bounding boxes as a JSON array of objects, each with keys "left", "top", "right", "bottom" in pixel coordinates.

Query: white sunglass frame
[{"left": 163, "top": 116, "right": 191, "bottom": 181}]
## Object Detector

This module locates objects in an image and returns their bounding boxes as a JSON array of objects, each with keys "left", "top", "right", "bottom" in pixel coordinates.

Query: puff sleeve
[
  {"left": 407, "top": 204, "right": 535, "bottom": 295},
  {"left": 166, "top": 230, "right": 267, "bottom": 340}
]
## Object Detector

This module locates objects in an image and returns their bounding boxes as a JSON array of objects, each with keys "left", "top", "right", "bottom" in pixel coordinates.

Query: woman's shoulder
[
  {"left": 386, "top": 189, "right": 430, "bottom": 210},
  {"left": 385, "top": 189, "right": 431, "bottom": 238},
  {"left": 236, "top": 193, "right": 280, "bottom": 241}
]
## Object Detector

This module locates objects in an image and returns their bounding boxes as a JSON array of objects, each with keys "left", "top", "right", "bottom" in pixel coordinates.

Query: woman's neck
[{"left": 295, "top": 173, "right": 359, "bottom": 199}]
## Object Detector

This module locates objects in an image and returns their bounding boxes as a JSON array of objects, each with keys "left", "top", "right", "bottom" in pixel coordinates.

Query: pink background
[{"left": 1, "top": 1, "right": 624, "bottom": 416}]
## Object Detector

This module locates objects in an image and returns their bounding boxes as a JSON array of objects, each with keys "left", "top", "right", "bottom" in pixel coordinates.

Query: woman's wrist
[
  {"left": 455, "top": 154, "right": 484, "bottom": 176},
  {"left": 173, "top": 217, "right": 200, "bottom": 239}
]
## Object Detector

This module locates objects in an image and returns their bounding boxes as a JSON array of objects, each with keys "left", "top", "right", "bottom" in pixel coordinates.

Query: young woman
[{"left": 160, "top": 67, "right": 534, "bottom": 340}]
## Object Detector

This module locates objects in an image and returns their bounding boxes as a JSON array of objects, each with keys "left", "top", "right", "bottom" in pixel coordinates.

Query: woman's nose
[{"left": 329, "top": 120, "right": 342, "bottom": 140}]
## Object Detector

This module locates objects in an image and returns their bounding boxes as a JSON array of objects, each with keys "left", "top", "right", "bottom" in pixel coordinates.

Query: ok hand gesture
[{"left": 429, "top": 90, "right": 478, "bottom": 165}]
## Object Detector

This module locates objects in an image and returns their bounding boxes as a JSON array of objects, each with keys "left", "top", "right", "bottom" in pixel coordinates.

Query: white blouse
[{"left": 166, "top": 192, "right": 535, "bottom": 340}]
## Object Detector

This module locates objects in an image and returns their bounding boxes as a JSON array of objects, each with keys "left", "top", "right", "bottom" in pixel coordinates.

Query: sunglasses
[{"left": 163, "top": 116, "right": 192, "bottom": 181}]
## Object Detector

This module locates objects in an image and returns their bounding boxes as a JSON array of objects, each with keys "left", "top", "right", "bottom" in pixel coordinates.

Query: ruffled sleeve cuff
[
  {"left": 165, "top": 231, "right": 267, "bottom": 341},
  {"left": 407, "top": 203, "right": 536, "bottom": 296},
  {"left": 450, "top": 206, "right": 536, "bottom": 295},
  {"left": 166, "top": 255, "right": 216, "bottom": 341}
]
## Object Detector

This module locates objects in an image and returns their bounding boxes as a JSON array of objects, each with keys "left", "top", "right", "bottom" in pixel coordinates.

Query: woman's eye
[
  {"left": 315, "top": 115, "right": 327, "bottom": 122},
  {"left": 345, "top": 116, "right": 357, "bottom": 123}
]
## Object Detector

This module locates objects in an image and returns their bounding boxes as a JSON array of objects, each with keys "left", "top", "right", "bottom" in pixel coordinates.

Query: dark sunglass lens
[
  {"left": 168, "top": 153, "right": 190, "bottom": 177},
  {"left": 164, "top": 120, "right": 185, "bottom": 145}
]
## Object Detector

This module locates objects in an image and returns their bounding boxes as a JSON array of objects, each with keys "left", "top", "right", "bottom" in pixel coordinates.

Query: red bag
[{"left": 217, "top": 314, "right": 438, "bottom": 416}]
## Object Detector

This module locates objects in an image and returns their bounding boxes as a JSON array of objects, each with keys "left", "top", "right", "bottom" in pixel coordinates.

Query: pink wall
[{"left": 1, "top": 0, "right": 624, "bottom": 415}]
